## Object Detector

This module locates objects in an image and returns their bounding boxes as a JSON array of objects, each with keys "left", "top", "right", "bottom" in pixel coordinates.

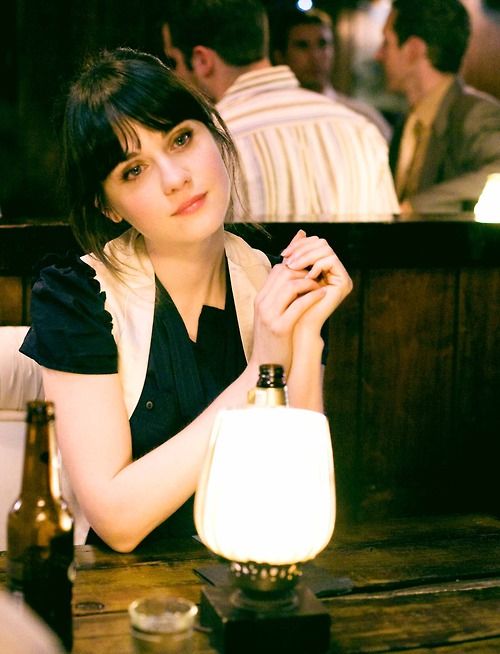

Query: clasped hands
[{"left": 251, "top": 229, "right": 352, "bottom": 369}]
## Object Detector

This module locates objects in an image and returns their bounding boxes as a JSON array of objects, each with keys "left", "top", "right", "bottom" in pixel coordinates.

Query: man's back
[{"left": 218, "top": 66, "right": 399, "bottom": 220}]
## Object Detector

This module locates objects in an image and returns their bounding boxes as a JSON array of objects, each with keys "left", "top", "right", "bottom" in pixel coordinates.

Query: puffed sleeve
[{"left": 20, "top": 254, "right": 118, "bottom": 374}]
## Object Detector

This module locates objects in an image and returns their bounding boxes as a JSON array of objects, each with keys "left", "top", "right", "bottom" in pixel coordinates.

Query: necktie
[{"left": 396, "top": 117, "right": 425, "bottom": 201}]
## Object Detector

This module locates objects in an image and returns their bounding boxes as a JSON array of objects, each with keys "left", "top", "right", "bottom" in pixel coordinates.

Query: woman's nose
[{"left": 159, "top": 158, "right": 191, "bottom": 195}]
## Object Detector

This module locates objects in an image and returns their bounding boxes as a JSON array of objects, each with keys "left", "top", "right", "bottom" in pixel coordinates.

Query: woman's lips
[{"left": 172, "top": 193, "right": 207, "bottom": 216}]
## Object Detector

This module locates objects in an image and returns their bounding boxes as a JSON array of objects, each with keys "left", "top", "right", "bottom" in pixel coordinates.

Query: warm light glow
[
  {"left": 297, "top": 0, "right": 314, "bottom": 11},
  {"left": 195, "top": 407, "right": 336, "bottom": 565},
  {"left": 474, "top": 173, "right": 500, "bottom": 223}
]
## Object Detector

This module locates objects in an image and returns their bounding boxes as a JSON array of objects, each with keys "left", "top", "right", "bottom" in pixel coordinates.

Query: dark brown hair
[
  {"left": 392, "top": 0, "right": 470, "bottom": 73},
  {"left": 163, "top": 0, "right": 269, "bottom": 69},
  {"left": 62, "top": 47, "right": 241, "bottom": 266}
]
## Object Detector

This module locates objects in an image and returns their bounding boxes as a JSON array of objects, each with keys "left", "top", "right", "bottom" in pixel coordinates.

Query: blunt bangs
[{"left": 67, "top": 56, "right": 215, "bottom": 188}]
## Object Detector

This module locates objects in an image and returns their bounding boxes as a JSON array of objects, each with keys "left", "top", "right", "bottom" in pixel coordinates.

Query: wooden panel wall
[
  {"left": 454, "top": 268, "right": 500, "bottom": 515},
  {"left": 324, "top": 266, "right": 499, "bottom": 526},
  {"left": 324, "top": 271, "right": 363, "bottom": 523},
  {"left": 0, "top": 278, "right": 25, "bottom": 325}
]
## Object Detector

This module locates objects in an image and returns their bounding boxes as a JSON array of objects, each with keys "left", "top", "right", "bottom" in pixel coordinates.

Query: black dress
[{"left": 20, "top": 254, "right": 247, "bottom": 546}]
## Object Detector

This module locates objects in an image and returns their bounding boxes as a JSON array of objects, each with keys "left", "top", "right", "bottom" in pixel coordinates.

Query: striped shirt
[{"left": 217, "top": 66, "right": 399, "bottom": 221}]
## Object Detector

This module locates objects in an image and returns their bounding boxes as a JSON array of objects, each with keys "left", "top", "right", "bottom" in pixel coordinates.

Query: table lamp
[
  {"left": 474, "top": 173, "right": 500, "bottom": 223},
  {"left": 194, "top": 403, "right": 335, "bottom": 653}
]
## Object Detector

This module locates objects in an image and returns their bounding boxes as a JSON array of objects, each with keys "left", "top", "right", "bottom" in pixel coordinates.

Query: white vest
[
  {"left": 67, "top": 230, "right": 270, "bottom": 544},
  {"left": 81, "top": 229, "right": 271, "bottom": 417}
]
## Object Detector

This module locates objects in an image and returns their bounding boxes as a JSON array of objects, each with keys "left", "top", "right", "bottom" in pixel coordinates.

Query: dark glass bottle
[
  {"left": 248, "top": 363, "right": 289, "bottom": 407},
  {"left": 7, "top": 401, "right": 74, "bottom": 651}
]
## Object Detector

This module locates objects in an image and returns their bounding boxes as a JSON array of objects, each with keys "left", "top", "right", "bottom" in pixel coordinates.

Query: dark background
[
  {"left": 3, "top": 0, "right": 348, "bottom": 220},
  {"left": 2, "top": 0, "right": 499, "bottom": 220}
]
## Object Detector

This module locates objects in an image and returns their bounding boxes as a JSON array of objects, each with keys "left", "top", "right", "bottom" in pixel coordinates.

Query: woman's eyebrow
[{"left": 122, "top": 150, "right": 140, "bottom": 161}]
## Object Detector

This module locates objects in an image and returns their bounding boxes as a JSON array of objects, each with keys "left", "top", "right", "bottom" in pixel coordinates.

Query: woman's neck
[{"left": 146, "top": 231, "right": 226, "bottom": 341}]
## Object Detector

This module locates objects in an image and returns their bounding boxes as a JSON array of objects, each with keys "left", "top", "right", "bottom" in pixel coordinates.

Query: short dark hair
[
  {"left": 270, "top": 8, "right": 332, "bottom": 56},
  {"left": 61, "top": 48, "right": 239, "bottom": 266},
  {"left": 392, "top": 0, "right": 470, "bottom": 73},
  {"left": 164, "top": 0, "right": 269, "bottom": 68}
]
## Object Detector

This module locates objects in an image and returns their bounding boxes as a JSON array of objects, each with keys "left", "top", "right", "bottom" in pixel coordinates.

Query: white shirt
[
  {"left": 323, "top": 86, "right": 392, "bottom": 142},
  {"left": 217, "top": 66, "right": 399, "bottom": 221}
]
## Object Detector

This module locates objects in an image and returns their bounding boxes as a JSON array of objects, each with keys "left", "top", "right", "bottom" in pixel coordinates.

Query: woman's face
[{"left": 101, "top": 119, "right": 230, "bottom": 248}]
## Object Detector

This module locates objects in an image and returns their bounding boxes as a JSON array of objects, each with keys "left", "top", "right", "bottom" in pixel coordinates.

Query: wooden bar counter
[{"left": 2, "top": 513, "right": 500, "bottom": 652}]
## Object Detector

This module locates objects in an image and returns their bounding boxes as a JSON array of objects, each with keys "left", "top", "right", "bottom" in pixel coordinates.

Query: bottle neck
[
  {"left": 248, "top": 364, "right": 289, "bottom": 407},
  {"left": 21, "top": 417, "right": 62, "bottom": 501},
  {"left": 250, "top": 386, "right": 288, "bottom": 407}
]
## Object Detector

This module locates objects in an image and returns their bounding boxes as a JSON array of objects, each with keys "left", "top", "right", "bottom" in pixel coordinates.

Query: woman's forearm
[
  {"left": 44, "top": 364, "right": 260, "bottom": 553},
  {"left": 287, "top": 331, "right": 325, "bottom": 412}
]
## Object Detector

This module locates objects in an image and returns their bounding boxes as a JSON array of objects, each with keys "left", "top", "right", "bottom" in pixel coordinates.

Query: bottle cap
[{"left": 257, "top": 363, "right": 286, "bottom": 388}]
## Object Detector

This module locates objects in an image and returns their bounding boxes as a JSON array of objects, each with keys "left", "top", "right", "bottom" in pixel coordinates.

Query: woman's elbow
[
  {"left": 109, "top": 537, "right": 141, "bottom": 554},
  {"left": 85, "top": 506, "right": 152, "bottom": 552},
  {"left": 92, "top": 524, "right": 147, "bottom": 553}
]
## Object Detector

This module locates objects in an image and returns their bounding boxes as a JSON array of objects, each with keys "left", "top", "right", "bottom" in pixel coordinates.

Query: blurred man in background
[
  {"left": 377, "top": 0, "right": 500, "bottom": 213},
  {"left": 270, "top": 7, "right": 392, "bottom": 141},
  {"left": 162, "top": 0, "right": 398, "bottom": 221}
]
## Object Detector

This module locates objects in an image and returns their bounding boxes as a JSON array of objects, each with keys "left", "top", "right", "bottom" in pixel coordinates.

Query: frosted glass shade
[
  {"left": 474, "top": 173, "right": 500, "bottom": 223},
  {"left": 194, "top": 407, "right": 336, "bottom": 565}
]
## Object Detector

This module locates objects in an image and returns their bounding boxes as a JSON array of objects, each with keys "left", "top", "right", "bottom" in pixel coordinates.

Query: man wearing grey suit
[{"left": 377, "top": 0, "right": 500, "bottom": 214}]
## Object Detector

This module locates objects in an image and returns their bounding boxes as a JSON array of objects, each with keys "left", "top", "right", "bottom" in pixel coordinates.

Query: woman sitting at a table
[{"left": 20, "top": 48, "right": 352, "bottom": 552}]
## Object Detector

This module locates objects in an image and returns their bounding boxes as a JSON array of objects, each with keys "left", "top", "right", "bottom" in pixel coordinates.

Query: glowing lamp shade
[
  {"left": 474, "top": 173, "right": 500, "bottom": 223},
  {"left": 194, "top": 407, "right": 336, "bottom": 566}
]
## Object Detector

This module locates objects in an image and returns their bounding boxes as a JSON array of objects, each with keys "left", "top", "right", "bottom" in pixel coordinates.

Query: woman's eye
[
  {"left": 123, "top": 164, "right": 142, "bottom": 180},
  {"left": 173, "top": 129, "right": 192, "bottom": 148}
]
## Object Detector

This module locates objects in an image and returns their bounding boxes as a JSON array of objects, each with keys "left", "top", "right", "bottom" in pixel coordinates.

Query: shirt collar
[
  {"left": 412, "top": 74, "right": 454, "bottom": 128},
  {"left": 219, "top": 65, "right": 299, "bottom": 104}
]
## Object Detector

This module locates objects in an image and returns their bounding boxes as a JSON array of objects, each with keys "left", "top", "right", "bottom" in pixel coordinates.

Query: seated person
[{"left": 20, "top": 48, "right": 352, "bottom": 552}]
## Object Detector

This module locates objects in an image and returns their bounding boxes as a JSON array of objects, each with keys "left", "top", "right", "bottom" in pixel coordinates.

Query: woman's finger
[
  {"left": 284, "top": 237, "right": 333, "bottom": 270},
  {"left": 256, "top": 274, "right": 322, "bottom": 321},
  {"left": 280, "top": 229, "right": 307, "bottom": 257},
  {"left": 305, "top": 252, "right": 350, "bottom": 282},
  {"left": 279, "top": 287, "right": 328, "bottom": 327}
]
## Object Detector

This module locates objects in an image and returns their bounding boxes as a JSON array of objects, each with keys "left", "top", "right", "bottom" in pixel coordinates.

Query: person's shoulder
[
  {"left": 224, "top": 230, "right": 271, "bottom": 268},
  {"left": 32, "top": 252, "right": 101, "bottom": 300},
  {"left": 30, "top": 252, "right": 111, "bottom": 326},
  {"left": 219, "top": 66, "right": 357, "bottom": 120},
  {"left": 22, "top": 252, "right": 117, "bottom": 374},
  {"left": 438, "top": 80, "right": 500, "bottom": 137},
  {"left": 290, "top": 86, "right": 385, "bottom": 135},
  {"left": 225, "top": 84, "right": 374, "bottom": 136},
  {"left": 447, "top": 79, "right": 500, "bottom": 115},
  {"left": 460, "top": 81, "right": 500, "bottom": 106},
  {"left": 334, "top": 93, "right": 392, "bottom": 141}
]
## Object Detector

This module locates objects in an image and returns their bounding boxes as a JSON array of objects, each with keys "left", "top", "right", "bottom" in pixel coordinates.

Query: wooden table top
[{"left": 2, "top": 513, "right": 500, "bottom": 653}]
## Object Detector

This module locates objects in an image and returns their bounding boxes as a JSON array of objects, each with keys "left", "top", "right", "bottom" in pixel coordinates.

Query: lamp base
[{"left": 199, "top": 583, "right": 330, "bottom": 654}]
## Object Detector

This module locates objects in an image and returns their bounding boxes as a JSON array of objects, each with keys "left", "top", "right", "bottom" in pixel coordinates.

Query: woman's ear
[
  {"left": 105, "top": 210, "right": 123, "bottom": 224},
  {"left": 95, "top": 195, "right": 122, "bottom": 223}
]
